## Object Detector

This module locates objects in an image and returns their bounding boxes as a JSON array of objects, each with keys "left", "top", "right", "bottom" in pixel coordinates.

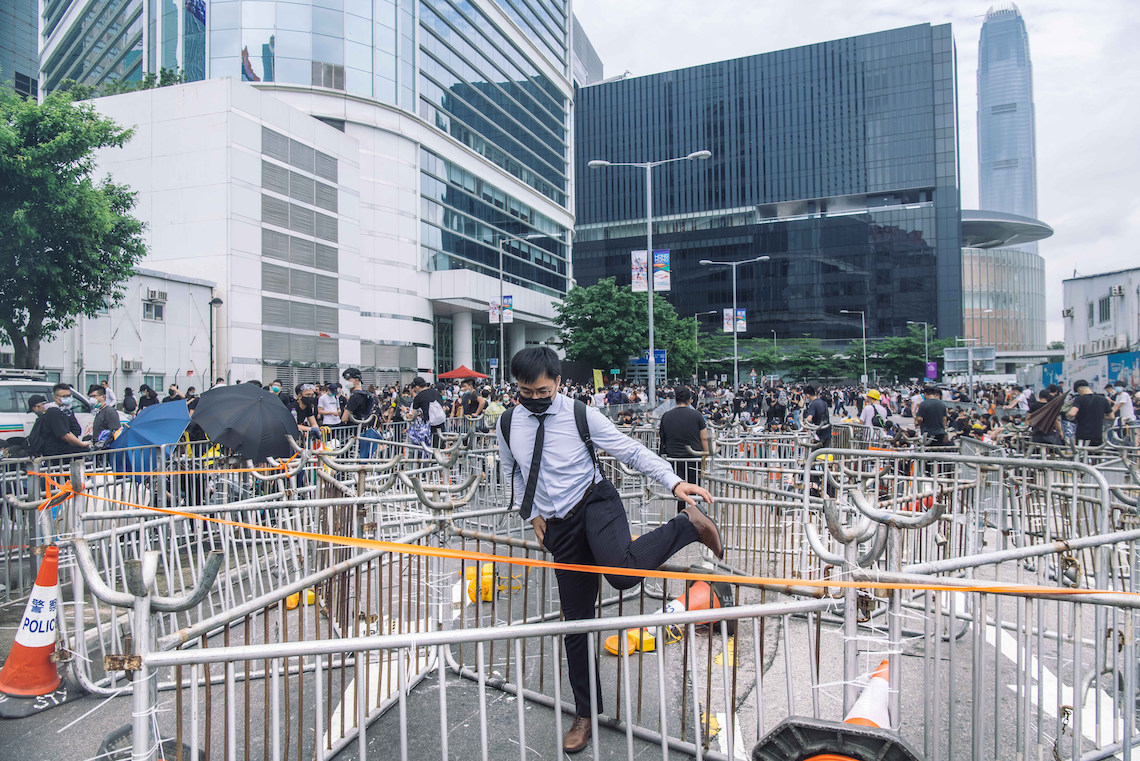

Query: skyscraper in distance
[
  {"left": 977, "top": 2, "right": 1037, "bottom": 238},
  {"left": 965, "top": 2, "right": 1048, "bottom": 351}
]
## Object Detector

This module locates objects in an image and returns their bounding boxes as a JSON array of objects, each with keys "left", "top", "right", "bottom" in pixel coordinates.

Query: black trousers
[
  {"left": 673, "top": 459, "right": 700, "bottom": 512},
  {"left": 539, "top": 478, "right": 699, "bottom": 717}
]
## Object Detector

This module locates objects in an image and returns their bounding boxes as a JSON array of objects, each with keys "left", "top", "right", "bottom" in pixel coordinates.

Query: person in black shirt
[
  {"left": 137, "top": 385, "right": 160, "bottom": 410},
  {"left": 658, "top": 386, "right": 708, "bottom": 512},
  {"left": 804, "top": 385, "right": 831, "bottom": 448},
  {"left": 455, "top": 378, "right": 485, "bottom": 419},
  {"left": 340, "top": 368, "right": 376, "bottom": 424},
  {"left": 1066, "top": 379, "right": 1113, "bottom": 446},
  {"left": 411, "top": 376, "right": 447, "bottom": 448},
  {"left": 292, "top": 384, "right": 319, "bottom": 437},
  {"left": 914, "top": 386, "right": 949, "bottom": 446},
  {"left": 765, "top": 391, "right": 786, "bottom": 431},
  {"left": 29, "top": 386, "right": 89, "bottom": 457}
]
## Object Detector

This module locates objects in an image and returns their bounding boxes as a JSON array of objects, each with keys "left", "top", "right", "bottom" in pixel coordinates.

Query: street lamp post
[
  {"left": 692, "top": 309, "right": 717, "bottom": 383},
  {"left": 208, "top": 297, "right": 224, "bottom": 384},
  {"left": 589, "top": 149, "right": 712, "bottom": 404},
  {"left": 907, "top": 320, "right": 930, "bottom": 372},
  {"left": 699, "top": 255, "right": 770, "bottom": 389},
  {"left": 496, "top": 231, "right": 569, "bottom": 385},
  {"left": 956, "top": 337, "right": 980, "bottom": 401},
  {"left": 497, "top": 239, "right": 507, "bottom": 386},
  {"left": 840, "top": 309, "right": 868, "bottom": 385}
]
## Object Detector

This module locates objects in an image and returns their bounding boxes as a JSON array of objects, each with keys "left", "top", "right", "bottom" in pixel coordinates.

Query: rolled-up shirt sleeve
[{"left": 585, "top": 408, "right": 682, "bottom": 492}]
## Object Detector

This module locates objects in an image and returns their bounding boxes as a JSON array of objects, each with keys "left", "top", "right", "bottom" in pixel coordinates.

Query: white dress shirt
[{"left": 497, "top": 393, "right": 681, "bottom": 522}]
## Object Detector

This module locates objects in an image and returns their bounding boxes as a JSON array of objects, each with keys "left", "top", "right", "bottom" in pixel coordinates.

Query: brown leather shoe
[
  {"left": 563, "top": 715, "right": 592, "bottom": 753},
  {"left": 683, "top": 504, "right": 724, "bottom": 559}
]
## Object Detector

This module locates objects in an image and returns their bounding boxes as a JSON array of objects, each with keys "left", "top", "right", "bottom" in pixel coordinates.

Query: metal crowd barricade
[{"left": 12, "top": 419, "right": 1140, "bottom": 761}]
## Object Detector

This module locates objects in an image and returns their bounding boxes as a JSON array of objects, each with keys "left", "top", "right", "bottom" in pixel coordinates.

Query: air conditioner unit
[
  {"left": 145, "top": 289, "right": 167, "bottom": 302},
  {"left": 121, "top": 359, "right": 143, "bottom": 372},
  {"left": 1110, "top": 285, "right": 1125, "bottom": 297},
  {"left": 1061, "top": 307, "right": 1074, "bottom": 318}
]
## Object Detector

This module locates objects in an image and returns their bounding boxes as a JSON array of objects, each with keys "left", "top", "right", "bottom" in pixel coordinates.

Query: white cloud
[{"left": 573, "top": 0, "right": 1140, "bottom": 341}]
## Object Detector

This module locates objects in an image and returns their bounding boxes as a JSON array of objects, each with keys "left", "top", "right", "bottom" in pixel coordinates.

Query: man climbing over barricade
[{"left": 496, "top": 347, "right": 720, "bottom": 753}]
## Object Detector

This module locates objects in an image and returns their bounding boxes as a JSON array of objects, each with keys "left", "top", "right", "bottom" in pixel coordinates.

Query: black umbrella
[{"left": 192, "top": 383, "right": 300, "bottom": 461}]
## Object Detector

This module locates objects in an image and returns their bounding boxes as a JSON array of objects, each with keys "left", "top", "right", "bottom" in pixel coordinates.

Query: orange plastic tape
[{"left": 35, "top": 475, "right": 1140, "bottom": 599}]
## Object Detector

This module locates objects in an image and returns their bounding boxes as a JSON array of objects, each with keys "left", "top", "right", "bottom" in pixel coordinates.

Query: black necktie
[{"left": 519, "top": 413, "right": 548, "bottom": 520}]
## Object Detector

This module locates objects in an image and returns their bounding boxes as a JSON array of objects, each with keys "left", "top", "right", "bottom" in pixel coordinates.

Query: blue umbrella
[{"left": 107, "top": 400, "right": 191, "bottom": 474}]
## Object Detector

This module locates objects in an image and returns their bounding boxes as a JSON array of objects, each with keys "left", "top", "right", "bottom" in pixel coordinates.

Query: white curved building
[{"left": 39, "top": 0, "right": 581, "bottom": 387}]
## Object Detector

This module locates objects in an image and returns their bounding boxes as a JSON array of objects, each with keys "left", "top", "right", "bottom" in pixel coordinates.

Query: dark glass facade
[
  {"left": 574, "top": 23, "right": 962, "bottom": 341},
  {"left": 0, "top": 0, "right": 39, "bottom": 97}
]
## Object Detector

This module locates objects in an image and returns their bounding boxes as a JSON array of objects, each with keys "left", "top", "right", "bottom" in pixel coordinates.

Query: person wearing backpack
[
  {"left": 497, "top": 348, "right": 720, "bottom": 754},
  {"left": 859, "top": 389, "right": 889, "bottom": 429},
  {"left": 410, "top": 376, "right": 447, "bottom": 448}
]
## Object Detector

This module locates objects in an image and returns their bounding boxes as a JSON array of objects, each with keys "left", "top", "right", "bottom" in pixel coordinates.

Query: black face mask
[{"left": 519, "top": 395, "right": 553, "bottom": 414}]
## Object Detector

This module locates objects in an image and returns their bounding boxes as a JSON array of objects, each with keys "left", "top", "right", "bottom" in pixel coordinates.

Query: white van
[{"left": 0, "top": 374, "right": 96, "bottom": 440}]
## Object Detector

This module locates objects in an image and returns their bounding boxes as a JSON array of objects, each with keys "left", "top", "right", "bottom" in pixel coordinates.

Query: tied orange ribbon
[{"left": 31, "top": 471, "right": 1140, "bottom": 600}]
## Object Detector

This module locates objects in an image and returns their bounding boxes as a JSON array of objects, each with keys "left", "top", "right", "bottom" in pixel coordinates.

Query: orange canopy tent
[{"left": 437, "top": 365, "right": 488, "bottom": 379}]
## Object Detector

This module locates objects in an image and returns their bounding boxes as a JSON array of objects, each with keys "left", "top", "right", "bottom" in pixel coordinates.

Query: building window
[
  {"left": 143, "top": 374, "right": 164, "bottom": 391},
  {"left": 1088, "top": 301, "right": 1095, "bottom": 328},
  {"left": 84, "top": 373, "right": 109, "bottom": 391},
  {"left": 1099, "top": 296, "right": 1111, "bottom": 323},
  {"left": 143, "top": 302, "right": 165, "bottom": 322},
  {"left": 14, "top": 72, "right": 38, "bottom": 99}
]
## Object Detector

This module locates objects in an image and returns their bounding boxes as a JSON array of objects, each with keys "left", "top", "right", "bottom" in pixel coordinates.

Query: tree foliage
[
  {"left": 0, "top": 87, "right": 147, "bottom": 367},
  {"left": 866, "top": 325, "right": 956, "bottom": 382},
  {"left": 554, "top": 278, "right": 698, "bottom": 377}
]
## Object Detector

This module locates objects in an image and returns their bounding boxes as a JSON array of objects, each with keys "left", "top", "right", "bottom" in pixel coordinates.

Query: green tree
[
  {"left": 0, "top": 87, "right": 147, "bottom": 368},
  {"left": 554, "top": 278, "right": 697, "bottom": 377},
  {"left": 1047, "top": 340, "right": 1065, "bottom": 351},
  {"left": 866, "top": 325, "right": 956, "bottom": 382}
]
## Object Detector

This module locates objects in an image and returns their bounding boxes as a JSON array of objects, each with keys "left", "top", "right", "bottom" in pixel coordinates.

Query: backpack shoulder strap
[
  {"left": 574, "top": 400, "right": 598, "bottom": 470},
  {"left": 500, "top": 405, "right": 515, "bottom": 450}
]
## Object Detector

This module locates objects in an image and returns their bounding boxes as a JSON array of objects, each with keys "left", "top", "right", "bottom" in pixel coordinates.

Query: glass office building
[
  {"left": 960, "top": 210, "right": 1049, "bottom": 351},
  {"left": 977, "top": 3, "right": 1037, "bottom": 240},
  {"left": 39, "top": 0, "right": 576, "bottom": 382},
  {"left": 0, "top": 0, "right": 39, "bottom": 97},
  {"left": 574, "top": 23, "right": 962, "bottom": 343}
]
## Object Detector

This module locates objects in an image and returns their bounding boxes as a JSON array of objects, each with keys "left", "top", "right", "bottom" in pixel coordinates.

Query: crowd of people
[{"left": 13, "top": 366, "right": 1139, "bottom": 461}]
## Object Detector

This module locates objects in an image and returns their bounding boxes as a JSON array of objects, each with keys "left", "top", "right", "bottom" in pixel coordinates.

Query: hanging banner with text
[
  {"left": 490, "top": 296, "right": 514, "bottom": 324},
  {"left": 723, "top": 308, "right": 746, "bottom": 333},
  {"left": 631, "top": 249, "right": 670, "bottom": 292}
]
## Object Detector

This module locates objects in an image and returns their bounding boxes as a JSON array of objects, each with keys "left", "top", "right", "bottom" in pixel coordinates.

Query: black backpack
[
  {"left": 871, "top": 404, "right": 888, "bottom": 428},
  {"left": 500, "top": 400, "right": 598, "bottom": 514}
]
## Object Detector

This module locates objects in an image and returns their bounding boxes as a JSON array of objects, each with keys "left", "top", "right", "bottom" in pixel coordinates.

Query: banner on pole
[
  {"left": 652, "top": 250, "right": 670, "bottom": 292},
  {"left": 925, "top": 361, "right": 937, "bottom": 379},
  {"left": 723, "top": 308, "right": 746, "bottom": 333},
  {"left": 632, "top": 249, "right": 670, "bottom": 292},
  {"left": 592, "top": 369, "right": 603, "bottom": 392},
  {"left": 631, "top": 250, "right": 648, "bottom": 292},
  {"left": 490, "top": 296, "right": 514, "bottom": 324}
]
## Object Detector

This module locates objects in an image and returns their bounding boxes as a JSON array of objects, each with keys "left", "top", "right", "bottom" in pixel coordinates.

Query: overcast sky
[{"left": 572, "top": 0, "right": 1140, "bottom": 341}]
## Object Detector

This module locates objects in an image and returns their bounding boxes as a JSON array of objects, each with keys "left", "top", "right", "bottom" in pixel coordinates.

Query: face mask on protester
[{"left": 519, "top": 395, "right": 553, "bottom": 414}]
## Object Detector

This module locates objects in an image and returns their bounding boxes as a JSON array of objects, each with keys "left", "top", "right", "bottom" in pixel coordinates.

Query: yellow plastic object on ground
[
  {"left": 603, "top": 628, "right": 657, "bottom": 656},
  {"left": 466, "top": 563, "right": 495, "bottom": 602}
]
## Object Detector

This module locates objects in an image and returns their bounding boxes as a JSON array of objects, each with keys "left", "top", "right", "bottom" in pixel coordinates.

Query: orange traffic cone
[
  {"left": 842, "top": 659, "right": 891, "bottom": 728},
  {"left": 0, "top": 546, "right": 62, "bottom": 698},
  {"left": 664, "top": 580, "right": 735, "bottom": 640}
]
